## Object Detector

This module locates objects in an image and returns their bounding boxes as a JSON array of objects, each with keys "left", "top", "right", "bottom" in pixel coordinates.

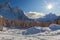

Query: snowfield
[{"left": 0, "top": 24, "right": 60, "bottom": 40}]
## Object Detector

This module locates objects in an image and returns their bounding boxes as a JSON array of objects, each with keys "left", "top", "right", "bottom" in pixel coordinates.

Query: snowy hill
[
  {"left": 0, "top": 24, "right": 60, "bottom": 40},
  {"left": 37, "top": 13, "right": 59, "bottom": 21},
  {"left": 0, "top": 2, "right": 32, "bottom": 21}
]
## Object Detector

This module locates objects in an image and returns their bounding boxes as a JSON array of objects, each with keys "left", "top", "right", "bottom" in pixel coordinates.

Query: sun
[{"left": 47, "top": 4, "right": 53, "bottom": 10}]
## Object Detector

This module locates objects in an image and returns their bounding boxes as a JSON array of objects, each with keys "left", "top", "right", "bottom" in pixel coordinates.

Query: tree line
[{"left": 0, "top": 18, "right": 60, "bottom": 31}]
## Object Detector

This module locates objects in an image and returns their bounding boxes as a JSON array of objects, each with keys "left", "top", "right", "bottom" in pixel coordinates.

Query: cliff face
[{"left": 0, "top": 2, "right": 32, "bottom": 22}]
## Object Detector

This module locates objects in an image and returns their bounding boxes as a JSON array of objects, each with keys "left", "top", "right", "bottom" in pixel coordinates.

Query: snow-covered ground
[{"left": 0, "top": 24, "right": 60, "bottom": 40}]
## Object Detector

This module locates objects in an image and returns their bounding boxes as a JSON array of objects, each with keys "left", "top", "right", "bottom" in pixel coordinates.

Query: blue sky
[{"left": 0, "top": 0, "right": 60, "bottom": 14}]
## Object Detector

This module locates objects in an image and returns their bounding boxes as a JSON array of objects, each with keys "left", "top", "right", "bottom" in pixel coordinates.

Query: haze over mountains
[
  {"left": 25, "top": 12, "right": 45, "bottom": 19},
  {"left": 37, "top": 13, "right": 59, "bottom": 21},
  {"left": 26, "top": 12, "right": 59, "bottom": 21}
]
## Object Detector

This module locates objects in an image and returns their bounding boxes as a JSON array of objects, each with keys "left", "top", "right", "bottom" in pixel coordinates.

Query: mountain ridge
[
  {"left": 0, "top": 2, "right": 32, "bottom": 22},
  {"left": 37, "top": 13, "right": 59, "bottom": 21}
]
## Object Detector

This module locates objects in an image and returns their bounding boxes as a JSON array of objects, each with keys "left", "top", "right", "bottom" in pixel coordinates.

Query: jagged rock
[{"left": 0, "top": 2, "right": 32, "bottom": 22}]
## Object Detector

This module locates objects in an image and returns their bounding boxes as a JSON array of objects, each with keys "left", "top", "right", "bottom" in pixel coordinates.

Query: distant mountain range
[
  {"left": 26, "top": 12, "right": 59, "bottom": 21},
  {"left": 37, "top": 13, "right": 59, "bottom": 21}
]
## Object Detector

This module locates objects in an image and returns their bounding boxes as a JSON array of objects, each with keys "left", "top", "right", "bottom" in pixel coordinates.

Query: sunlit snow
[{"left": 0, "top": 24, "right": 59, "bottom": 40}]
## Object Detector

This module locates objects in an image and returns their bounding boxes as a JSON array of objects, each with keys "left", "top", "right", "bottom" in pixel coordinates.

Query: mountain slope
[{"left": 0, "top": 2, "right": 32, "bottom": 21}]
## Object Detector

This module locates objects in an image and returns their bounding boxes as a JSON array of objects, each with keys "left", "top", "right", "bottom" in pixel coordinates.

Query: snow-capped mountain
[
  {"left": 0, "top": 2, "right": 32, "bottom": 21},
  {"left": 37, "top": 13, "right": 59, "bottom": 21}
]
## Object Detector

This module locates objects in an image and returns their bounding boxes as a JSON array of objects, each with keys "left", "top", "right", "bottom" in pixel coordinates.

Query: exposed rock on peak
[{"left": 0, "top": 2, "right": 32, "bottom": 22}]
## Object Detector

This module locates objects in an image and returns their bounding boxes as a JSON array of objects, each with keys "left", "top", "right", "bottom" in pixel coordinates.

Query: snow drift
[
  {"left": 2, "top": 24, "right": 60, "bottom": 36},
  {"left": 21, "top": 24, "right": 60, "bottom": 35},
  {"left": 0, "top": 24, "right": 60, "bottom": 40}
]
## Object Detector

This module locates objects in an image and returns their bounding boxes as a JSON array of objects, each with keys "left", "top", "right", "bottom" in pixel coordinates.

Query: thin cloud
[{"left": 26, "top": 11, "right": 46, "bottom": 19}]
